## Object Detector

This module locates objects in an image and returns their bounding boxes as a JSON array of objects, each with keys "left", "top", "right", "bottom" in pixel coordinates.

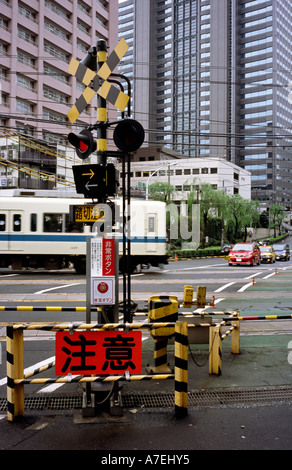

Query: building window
[{"left": 18, "top": 27, "right": 37, "bottom": 45}]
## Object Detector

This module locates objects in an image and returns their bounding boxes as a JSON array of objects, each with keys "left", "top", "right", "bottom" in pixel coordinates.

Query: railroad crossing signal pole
[
  {"left": 96, "top": 40, "right": 107, "bottom": 164},
  {"left": 67, "top": 38, "right": 145, "bottom": 416}
]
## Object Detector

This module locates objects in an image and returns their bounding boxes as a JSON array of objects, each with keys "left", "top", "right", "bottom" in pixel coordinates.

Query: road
[
  {"left": 0, "top": 247, "right": 291, "bottom": 393},
  {"left": 0, "top": 238, "right": 292, "bottom": 451}
]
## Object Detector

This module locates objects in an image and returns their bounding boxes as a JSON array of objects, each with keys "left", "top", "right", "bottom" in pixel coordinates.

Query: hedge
[
  {"left": 168, "top": 234, "right": 290, "bottom": 260},
  {"left": 169, "top": 246, "right": 222, "bottom": 259}
]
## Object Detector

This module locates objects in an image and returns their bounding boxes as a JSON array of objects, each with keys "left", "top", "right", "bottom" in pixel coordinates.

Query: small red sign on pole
[
  {"left": 102, "top": 238, "right": 115, "bottom": 276},
  {"left": 55, "top": 331, "right": 142, "bottom": 376},
  {"left": 90, "top": 237, "right": 116, "bottom": 305},
  {"left": 90, "top": 237, "right": 115, "bottom": 276}
]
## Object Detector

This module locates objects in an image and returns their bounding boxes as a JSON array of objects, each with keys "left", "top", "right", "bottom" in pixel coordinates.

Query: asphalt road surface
[{"left": 0, "top": 238, "right": 292, "bottom": 452}]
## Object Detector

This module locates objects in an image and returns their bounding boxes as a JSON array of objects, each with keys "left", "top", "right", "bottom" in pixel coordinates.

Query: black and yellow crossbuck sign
[{"left": 67, "top": 38, "right": 129, "bottom": 124}]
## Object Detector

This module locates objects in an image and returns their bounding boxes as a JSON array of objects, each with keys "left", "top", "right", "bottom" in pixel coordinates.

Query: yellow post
[
  {"left": 196, "top": 286, "right": 206, "bottom": 308},
  {"left": 183, "top": 285, "right": 193, "bottom": 308},
  {"left": 174, "top": 321, "right": 188, "bottom": 418},
  {"left": 209, "top": 325, "right": 222, "bottom": 376},
  {"left": 6, "top": 326, "right": 24, "bottom": 421},
  {"left": 231, "top": 315, "right": 240, "bottom": 355}
]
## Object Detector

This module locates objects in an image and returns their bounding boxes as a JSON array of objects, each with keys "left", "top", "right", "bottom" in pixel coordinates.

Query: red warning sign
[
  {"left": 91, "top": 238, "right": 115, "bottom": 276},
  {"left": 55, "top": 330, "right": 142, "bottom": 376},
  {"left": 102, "top": 238, "right": 115, "bottom": 276}
]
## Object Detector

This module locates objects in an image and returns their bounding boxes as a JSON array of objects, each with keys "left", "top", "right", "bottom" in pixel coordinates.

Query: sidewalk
[{"left": 1, "top": 327, "right": 292, "bottom": 452}]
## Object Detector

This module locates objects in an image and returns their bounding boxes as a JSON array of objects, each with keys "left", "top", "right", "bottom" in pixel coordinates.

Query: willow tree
[
  {"left": 196, "top": 183, "right": 225, "bottom": 248},
  {"left": 269, "top": 204, "right": 285, "bottom": 237},
  {"left": 227, "top": 194, "right": 259, "bottom": 242},
  {"left": 148, "top": 181, "right": 176, "bottom": 202}
]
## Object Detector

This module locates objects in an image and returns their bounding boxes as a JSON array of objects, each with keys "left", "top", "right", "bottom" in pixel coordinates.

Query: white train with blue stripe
[{"left": 0, "top": 189, "right": 168, "bottom": 274}]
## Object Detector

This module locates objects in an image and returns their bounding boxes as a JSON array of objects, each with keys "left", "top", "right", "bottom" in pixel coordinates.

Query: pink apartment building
[{"left": 0, "top": 0, "right": 118, "bottom": 188}]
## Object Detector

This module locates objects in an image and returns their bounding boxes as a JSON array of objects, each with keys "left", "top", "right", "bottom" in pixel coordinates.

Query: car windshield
[
  {"left": 232, "top": 244, "right": 253, "bottom": 251},
  {"left": 260, "top": 246, "right": 272, "bottom": 252},
  {"left": 273, "top": 244, "right": 285, "bottom": 250}
]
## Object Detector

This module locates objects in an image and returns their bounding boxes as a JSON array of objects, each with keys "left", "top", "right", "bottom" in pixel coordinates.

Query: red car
[{"left": 228, "top": 242, "right": 261, "bottom": 266}]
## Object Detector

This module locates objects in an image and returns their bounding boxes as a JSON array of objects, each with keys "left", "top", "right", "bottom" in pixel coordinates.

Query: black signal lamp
[{"left": 113, "top": 119, "right": 145, "bottom": 153}]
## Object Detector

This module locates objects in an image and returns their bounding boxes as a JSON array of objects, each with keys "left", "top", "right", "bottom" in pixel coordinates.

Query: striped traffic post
[
  {"left": 209, "top": 325, "right": 222, "bottom": 376},
  {"left": 174, "top": 321, "right": 188, "bottom": 418},
  {"left": 6, "top": 326, "right": 24, "bottom": 422},
  {"left": 147, "top": 296, "right": 178, "bottom": 374}
]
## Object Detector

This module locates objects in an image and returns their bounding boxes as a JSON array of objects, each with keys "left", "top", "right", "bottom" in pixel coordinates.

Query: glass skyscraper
[{"left": 119, "top": 0, "right": 292, "bottom": 207}]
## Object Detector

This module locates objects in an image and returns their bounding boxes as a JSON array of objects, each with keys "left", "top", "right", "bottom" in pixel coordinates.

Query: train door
[
  {"left": 2, "top": 211, "right": 24, "bottom": 251},
  {"left": 0, "top": 211, "right": 8, "bottom": 249},
  {"left": 146, "top": 213, "right": 157, "bottom": 252}
]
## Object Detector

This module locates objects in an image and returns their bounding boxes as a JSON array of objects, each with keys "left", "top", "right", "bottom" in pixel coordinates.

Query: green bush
[{"left": 169, "top": 246, "right": 222, "bottom": 259}]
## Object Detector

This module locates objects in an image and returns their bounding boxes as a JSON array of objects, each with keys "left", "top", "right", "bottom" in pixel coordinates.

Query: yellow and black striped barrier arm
[
  {"left": 6, "top": 321, "right": 177, "bottom": 331},
  {"left": 0, "top": 306, "right": 107, "bottom": 312},
  {"left": 14, "top": 374, "right": 174, "bottom": 386}
]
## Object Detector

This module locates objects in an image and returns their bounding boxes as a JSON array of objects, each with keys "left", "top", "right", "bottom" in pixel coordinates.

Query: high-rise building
[
  {"left": 119, "top": 0, "right": 292, "bottom": 207},
  {"left": 235, "top": 0, "right": 292, "bottom": 206}
]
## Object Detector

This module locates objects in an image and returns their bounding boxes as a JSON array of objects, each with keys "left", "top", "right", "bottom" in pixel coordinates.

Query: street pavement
[
  {"left": 1, "top": 259, "right": 292, "bottom": 456},
  {"left": 1, "top": 325, "right": 292, "bottom": 455}
]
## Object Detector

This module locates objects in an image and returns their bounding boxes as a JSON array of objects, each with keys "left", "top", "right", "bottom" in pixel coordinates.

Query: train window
[
  {"left": 30, "top": 213, "right": 37, "bottom": 232},
  {"left": 148, "top": 216, "right": 155, "bottom": 232},
  {"left": 0, "top": 214, "right": 5, "bottom": 231},
  {"left": 43, "top": 213, "right": 63, "bottom": 232},
  {"left": 65, "top": 214, "right": 83, "bottom": 233},
  {"left": 13, "top": 214, "right": 21, "bottom": 232}
]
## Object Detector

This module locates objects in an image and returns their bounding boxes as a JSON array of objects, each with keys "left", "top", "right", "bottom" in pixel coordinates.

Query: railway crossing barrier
[
  {"left": 4, "top": 320, "right": 188, "bottom": 422},
  {"left": 3, "top": 297, "right": 292, "bottom": 420}
]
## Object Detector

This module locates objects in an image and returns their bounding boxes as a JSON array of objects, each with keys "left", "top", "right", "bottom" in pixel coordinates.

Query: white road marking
[
  {"left": 180, "top": 263, "right": 226, "bottom": 270},
  {"left": 263, "top": 272, "right": 276, "bottom": 279},
  {"left": 214, "top": 282, "right": 236, "bottom": 293},
  {"left": 244, "top": 272, "right": 263, "bottom": 279},
  {"left": 0, "top": 274, "right": 19, "bottom": 278},
  {"left": 237, "top": 282, "right": 253, "bottom": 292},
  {"left": 34, "top": 283, "right": 82, "bottom": 295}
]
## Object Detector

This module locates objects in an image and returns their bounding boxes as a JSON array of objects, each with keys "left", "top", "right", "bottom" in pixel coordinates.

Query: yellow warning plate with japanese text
[{"left": 71, "top": 204, "right": 105, "bottom": 223}]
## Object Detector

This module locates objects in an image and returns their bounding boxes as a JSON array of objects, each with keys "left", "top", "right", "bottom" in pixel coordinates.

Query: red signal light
[
  {"left": 80, "top": 141, "right": 89, "bottom": 152},
  {"left": 68, "top": 129, "right": 96, "bottom": 159}
]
